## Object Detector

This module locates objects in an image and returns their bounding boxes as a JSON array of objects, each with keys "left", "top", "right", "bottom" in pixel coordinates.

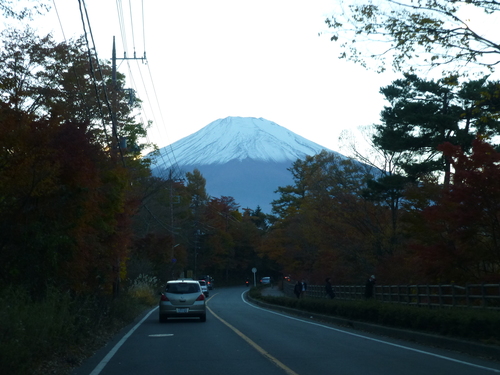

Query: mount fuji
[{"left": 150, "top": 116, "right": 344, "bottom": 212}]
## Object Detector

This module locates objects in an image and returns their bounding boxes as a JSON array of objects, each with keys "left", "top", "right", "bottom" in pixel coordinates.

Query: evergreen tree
[{"left": 374, "top": 74, "right": 500, "bottom": 185}]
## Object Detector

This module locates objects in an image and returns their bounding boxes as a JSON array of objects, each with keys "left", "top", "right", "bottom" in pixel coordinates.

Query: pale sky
[{"left": 14, "top": 1, "right": 404, "bottom": 156}]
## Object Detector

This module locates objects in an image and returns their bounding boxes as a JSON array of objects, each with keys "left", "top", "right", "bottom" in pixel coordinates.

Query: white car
[
  {"left": 198, "top": 280, "right": 209, "bottom": 297},
  {"left": 260, "top": 277, "right": 271, "bottom": 284},
  {"left": 159, "top": 280, "right": 206, "bottom": 322}
]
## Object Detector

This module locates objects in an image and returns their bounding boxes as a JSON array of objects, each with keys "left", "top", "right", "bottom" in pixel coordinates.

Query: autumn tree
[
  {"left": 363, "top": 73, "right": 500, "bottom": 251},
  {"left": 325, "top": 0, "right": 500, "bottom": 73},
  {"left": 0, "top": 104, "right": 138, "bottom": 295},
  {"left": 404, "top": 139, "right": 500, "bottom": 283},
  {"left": 0, "top": 28, "right": 151, "bottom": 296},
  {"left": 0, "top": 27, "right": 151, "bottom": 156},
  {"left": 130, "top": 175, "right": 190, "bottom": 282},
  {"left": 262, "top": 151, "right": 398, "bottom": 283}
]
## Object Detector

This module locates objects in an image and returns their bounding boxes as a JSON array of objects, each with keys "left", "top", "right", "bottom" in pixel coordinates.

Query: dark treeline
[
  {"left": 264, "top": 74, "right": 500, "bottom": 286},
  {"left": 0, "top": 27, "right": 274, "bottom": 300},
  {"left": 2, "top": 29, "right": 500, "bottom": 302}
]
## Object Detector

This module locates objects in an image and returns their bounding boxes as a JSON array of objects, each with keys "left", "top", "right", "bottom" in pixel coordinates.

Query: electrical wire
[
  {"left": 81, "top": 0, "right": 126, "bottom": 166},
  {"left": 52, "top": 0, "right": 102, "bottom": 132},
  {"left": 113, "top": 0, "right": 183, "bottom": 179},
  {"left": 128, "top": 0, "right": 136, "bottom": 56},
  {"left": 52, "top": 0, "right": 66, "bottom": 40},
  {"left": 77, "top": 0, "right": 112, "bottom": 146}
]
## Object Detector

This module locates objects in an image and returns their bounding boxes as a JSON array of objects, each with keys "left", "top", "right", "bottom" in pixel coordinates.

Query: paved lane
[
  {"left": 210, "top": 287, "right": 500, "bottom": 375},
  {"left": 74, "top": 286, "right": 500, "bottom": 375}
]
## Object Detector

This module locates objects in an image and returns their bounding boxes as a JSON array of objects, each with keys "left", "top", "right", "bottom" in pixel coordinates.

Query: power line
[
  {"left": 128, "top": 0, "right": 136, "bottom": 55},
  {"left": 77, "top": 0, "right": 112, "bottom": 146},
  {"left": 112, "top": 0, "right": 183, "bottom": 179},
  {"left": 79, "top": 0, "right": 125, "bottom": 165}
]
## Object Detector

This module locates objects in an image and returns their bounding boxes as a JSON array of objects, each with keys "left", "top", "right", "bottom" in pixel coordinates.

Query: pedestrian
[
  {"left": 294, "top": 281, "right": 301, "bottom": 298},
  {"left": 300, "top": 279, "right": 308, "bottom": 298},
  {"left": 364, "top": 275, "right": 376, "bottom": 299},
  {"left": 325, "top": 277, "right": 335, "bottom": 299}
]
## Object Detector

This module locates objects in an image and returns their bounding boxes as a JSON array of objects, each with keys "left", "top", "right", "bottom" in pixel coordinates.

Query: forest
[
  {"left": 2, "top": 30, "right": 500, "bottom": 301},
  {"left": 2, "top": 1, "right": 500, "bottom": 372},
  {"left": 2, "top": 8, "right": 500, "bottom": 300}
]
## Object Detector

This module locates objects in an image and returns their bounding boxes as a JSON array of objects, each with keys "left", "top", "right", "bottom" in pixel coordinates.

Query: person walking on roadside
[
  {"left": 300, "top": 279, "right": 308, "bottom": 298},
  {"left": 364, "top": 275, "right": 376, "bottom": 299},
  {"left": 294, "top": 280, "right": 301, "bottom": 298},
  {"left": 325, "top": 277, "right": 335, "bottom": 299}
]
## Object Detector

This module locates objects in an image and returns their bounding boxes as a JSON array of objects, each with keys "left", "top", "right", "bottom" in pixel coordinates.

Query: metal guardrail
[{"left": 282, "top": 282, "right": 500, "bottom": 310}]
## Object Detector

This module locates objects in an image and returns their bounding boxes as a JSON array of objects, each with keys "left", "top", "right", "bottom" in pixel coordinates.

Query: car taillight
[
  {"left": 196, "top": 293, "right": 205, "bottom": 301},
  {"left": 160, "top": 294, "right": 169, "bottom": 302}
]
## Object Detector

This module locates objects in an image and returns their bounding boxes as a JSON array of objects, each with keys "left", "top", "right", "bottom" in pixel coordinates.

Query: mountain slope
[{"left": 150, "top": 116, "right": 342, "bottom": 212}]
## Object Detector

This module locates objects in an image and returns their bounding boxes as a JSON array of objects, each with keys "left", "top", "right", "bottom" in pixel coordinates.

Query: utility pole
[
  {"left": 111, "top": 36, "right": 147, "bottom": 86},
  {"left": 169, "top": 170, "right": 179, "bottom": 279},
  {"left": 111, "top": 36, "right": 146, "bottom": 152},
  {"left": 110, "top": 36, "right": 146, "bottom": 298}
]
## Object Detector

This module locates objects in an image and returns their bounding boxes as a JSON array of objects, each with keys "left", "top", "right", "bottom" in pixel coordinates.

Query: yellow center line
[{"left": 207, "top": 296, "right": 300, "bottom": 375}]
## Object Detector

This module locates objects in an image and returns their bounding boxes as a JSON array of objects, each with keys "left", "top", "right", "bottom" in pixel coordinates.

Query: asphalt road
[{"left": 74, "top": 286, "right": 500, "bottom": 375}]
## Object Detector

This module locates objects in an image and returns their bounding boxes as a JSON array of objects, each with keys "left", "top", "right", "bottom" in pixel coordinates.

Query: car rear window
[{"left": 167, "top": 283, "right": 200, "bottom": 294}]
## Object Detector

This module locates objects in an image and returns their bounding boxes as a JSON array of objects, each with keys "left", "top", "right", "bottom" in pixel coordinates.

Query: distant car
[
  {"left": 198, "top": 280, "right": 209, "bottom": 297},
  {"left": 260, "top": 277, "right": 271, "bottom": 284},
  {"left": 159, "top": 280, "right": 207, "bottom": 322}
]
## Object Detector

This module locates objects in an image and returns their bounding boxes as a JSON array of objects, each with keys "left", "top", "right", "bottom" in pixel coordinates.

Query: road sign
[{"left": 251, "top": 268, "right": 257, "bottom": 286}]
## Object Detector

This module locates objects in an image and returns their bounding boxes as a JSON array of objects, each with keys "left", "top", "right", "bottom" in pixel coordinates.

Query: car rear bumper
[{"left": 159, "top": 302, "right": 206, "bottom": 317}]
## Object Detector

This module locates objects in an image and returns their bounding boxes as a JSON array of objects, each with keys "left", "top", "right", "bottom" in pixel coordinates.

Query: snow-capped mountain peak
[
  {"left": 149, "top": 116, "right": 344, "bottom": 211},
  {"left": 154, "top": 116, "right": 332, "bottom": 166}
]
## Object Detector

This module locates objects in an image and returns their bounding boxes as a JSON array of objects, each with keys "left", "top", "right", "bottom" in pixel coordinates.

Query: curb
[{"left": 246, "top": 293, "right": 500, "bottom": 362}]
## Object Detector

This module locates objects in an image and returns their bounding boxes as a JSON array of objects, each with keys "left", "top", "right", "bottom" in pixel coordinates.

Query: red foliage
[
  {"left": 0, "top": 104, "right": 139, "bottom": 295},
  {"left": 412, "top": 139, "right": 500, "bottom": 282}
]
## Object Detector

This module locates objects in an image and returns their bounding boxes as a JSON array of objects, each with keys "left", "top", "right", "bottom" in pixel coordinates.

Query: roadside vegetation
[
  {"left": 0, "top": 277, "right": 158, "bottom": 375},
  {"left": 249, "top": 287, "right": 500, "bottom": 346}
]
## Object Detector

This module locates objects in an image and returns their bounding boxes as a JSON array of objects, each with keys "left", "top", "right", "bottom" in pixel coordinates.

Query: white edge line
[
  {"left": 89, "top": 306, "right": 159, "bottom": 375},
  {"left": 241, "top": 291, "right": 500, "bottom": 373}
]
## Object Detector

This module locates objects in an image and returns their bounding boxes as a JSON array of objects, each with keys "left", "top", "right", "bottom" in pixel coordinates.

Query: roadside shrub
[
  {"left": 127, "top": 274, "right": 159, "bottom": 306},
  {"left": 254, "top": 290, "right": 500, "bottom": 345},
  {"left": 0, "top": 280, "right": 159, "bottom": 375},
  {"left": 0, "top": 286, "right": 76, "bottom": 375}
]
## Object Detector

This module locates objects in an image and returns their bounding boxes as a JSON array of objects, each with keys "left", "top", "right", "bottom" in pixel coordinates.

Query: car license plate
[{"left": 176, "top": 308, "right": 189, "bottom": 313}]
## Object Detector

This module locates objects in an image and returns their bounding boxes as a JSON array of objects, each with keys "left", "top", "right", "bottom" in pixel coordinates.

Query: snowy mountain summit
[
  {"left": 155, "top": 116, "right": 331, "bottom": 166},
  {"left": 151, "top": 116, "right": 339, "bottom": 212}
]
